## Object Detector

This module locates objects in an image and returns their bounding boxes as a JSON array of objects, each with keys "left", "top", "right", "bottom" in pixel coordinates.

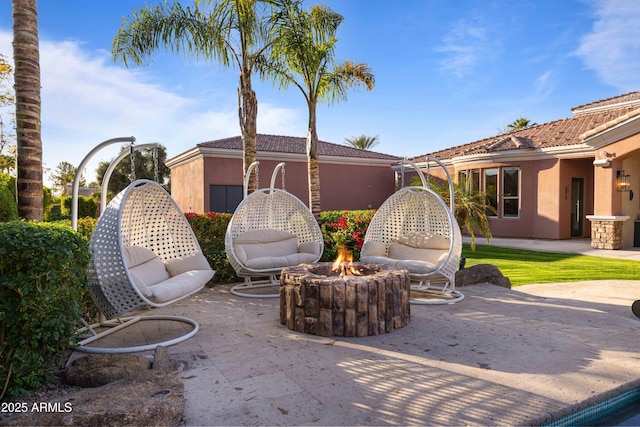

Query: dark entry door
[
  {"left": 210, "top": 185, "right": 243, "bottom": 213},
  {"left": 571, "top": 178, "right": 584, "bottom": 237}
]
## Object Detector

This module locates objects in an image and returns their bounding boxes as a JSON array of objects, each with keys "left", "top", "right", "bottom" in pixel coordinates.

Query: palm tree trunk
[
  {"left": 307, "top": 101, "right": 321, "bottom": 218},
  {"left": 238, "top": 69, "right": 257, "bottom": 194},
  {"left": 12, "top": 0, "right": 42, "bottom": 220}
]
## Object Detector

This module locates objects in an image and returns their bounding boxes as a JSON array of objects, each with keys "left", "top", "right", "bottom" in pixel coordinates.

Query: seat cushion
[
  {"left": 147, "top": 269, "right": 214, "bottom": 303},
  {"left": 359, "top": 255, "right": 438, "bottom": 275},
  {"left": 165, "top": 252, "right": 211, "bottom": 277}
]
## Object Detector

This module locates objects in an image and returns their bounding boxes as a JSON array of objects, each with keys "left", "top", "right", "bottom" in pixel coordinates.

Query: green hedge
[
  {"left": 0, "top": 221, "right": 90, "bottom": 400},
  {"left": 185, "top": 212, "right": 238, "bottom": 284},
  {"left": 60, "top": 195, "right": 98, "bottom": 219},
  {"left": 0, "top": 173, "right": 17, "bottom": 222}
]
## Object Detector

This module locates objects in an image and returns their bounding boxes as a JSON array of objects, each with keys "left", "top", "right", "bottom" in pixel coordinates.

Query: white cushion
[
  {"left": 234, "top": 229, "right": 296, "bottom": 244},
  {"left": 360, "top": 255, "right": 398, "bottom": 267},
  {"left": 147, "top": 270, "right": 213, "bottom": 303},
  {"left": 165, "top": 253, "right": 211, "bottom": 277},
  {"left": 129, "top": 271, "right": 152, "bottom": 298},
  {"left": 128, "top": 256, "right": 170, "bottom": 287},
  {"left": 397, "top": 232, "right": 450, "bottom": 250},
  {"left": 298, "top": 241, "right": 321, "bottom": 256},
  {"left": 397, "top": 259, "right": 438, "bottom": 274},
  {"left": 123, "top": 246, "right": 157, "bottom": 268},
  {"left": 234, "top": 230, "right": 298, "bottom": 264},
  {"left": 361, "top": 241, "right": 387, "bottom": 257},
  {"left": 244, "top": 252, "right": 318, "bottom": 270},
  {"left": 388, "top": 242, "right": 447, "bottom": 266}
]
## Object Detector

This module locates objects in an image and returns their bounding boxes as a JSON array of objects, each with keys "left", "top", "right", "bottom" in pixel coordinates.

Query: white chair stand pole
[
  {"left": 100, "top": 142, "right": 160, "bottom": 215},
  {"left": 243, "top": 161, "right": 259, "bottom": 199},
  {"left": 71, "top": 136, "right": 136, "bottom": 231},
  {"left": 270, "top": 162, "right": 285, "bottom": 190}
]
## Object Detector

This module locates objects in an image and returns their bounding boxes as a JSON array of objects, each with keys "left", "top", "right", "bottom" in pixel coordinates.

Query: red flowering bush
[{"left": 319, "top": 210, "right": 375, "bottom": 262}]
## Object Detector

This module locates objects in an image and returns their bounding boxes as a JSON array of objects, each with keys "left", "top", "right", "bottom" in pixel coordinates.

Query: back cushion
[
  {"left": 234, "top": 229, "right": 298, "bottom": 261},
  {"left": 165, "top": 253, "right": 211, "bottom": 277},
  {"left": 396, "top": 232, "right": 450, "bottom": 250},
  {"left": 123, "top": 246, "right": 158, "bottom": 268},
  {"left": 388, "top": 242, "right": 446, "bottom": 265}
]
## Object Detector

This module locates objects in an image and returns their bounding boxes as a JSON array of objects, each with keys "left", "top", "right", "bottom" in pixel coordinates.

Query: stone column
[{"left": 586, "top": 215, "right": 629, "bottom": 249}]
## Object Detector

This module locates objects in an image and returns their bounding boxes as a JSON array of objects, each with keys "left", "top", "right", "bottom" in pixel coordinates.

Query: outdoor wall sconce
[{"left": 617, "top": 170, "right": 631, "bottom": 192}]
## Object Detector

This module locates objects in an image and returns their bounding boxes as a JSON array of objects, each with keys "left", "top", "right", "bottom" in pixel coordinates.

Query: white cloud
[
  {"left": 436, "top": 19, "right": 496, "bottom": 78},
  {"left": 0, "top": 30, "right": 302, "bottom": 185},
  {"left": 576, "top": 1, "right": 640, "bottom": 92}
]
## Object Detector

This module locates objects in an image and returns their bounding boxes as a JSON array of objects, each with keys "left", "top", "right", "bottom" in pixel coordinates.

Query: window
[
  {"left": 484, "top": 168, "right": 498, "bottom": 217},
  {"left": 502, "top": 167, "right": 520, "bottom": 217},
  {"left": 210, "top": 185, "right": 243, "bottom": 213},
  {"left": 459, "top": 169, "right": 480, "bottom": 193}
]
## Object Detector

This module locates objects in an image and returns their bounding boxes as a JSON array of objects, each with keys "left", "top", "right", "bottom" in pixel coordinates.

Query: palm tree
[
  {"left": 12, "top": 0, "right": 43, "bottom": 220},
  {"left": 411, "top": 175, "right": 496, "bottom": 250},
  {"left": 344, "top": 134, "right": 379, "bottom": 150},
  {"left": 506, "top": 117, "right": 537, "bottom": 132},
  {"left": 263, "top": 1, "right": 374, "bottom": 217},
  {"left": 112, "top": 0, "right": 273, "bottom": 194}
]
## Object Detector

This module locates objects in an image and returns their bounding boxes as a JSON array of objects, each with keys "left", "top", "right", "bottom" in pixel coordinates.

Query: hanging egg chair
[
  {"left": 78, "top": 179, "right": 214, "bottom": 353},
  {"left": 360, "top": 158, "right": 464, "bottom": 304},
  {"left": 225, "top": 162, "right": 324, "bottom": 298}
]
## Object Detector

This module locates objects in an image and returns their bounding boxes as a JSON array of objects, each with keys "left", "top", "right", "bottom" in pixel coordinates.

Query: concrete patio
[{"left": 76, "top": 238, "right": 640, "bottom": 426}]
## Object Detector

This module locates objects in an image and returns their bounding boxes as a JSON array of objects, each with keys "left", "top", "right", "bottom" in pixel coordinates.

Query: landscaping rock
[
  {"left": 2, "top": 347, "right": 184, "bottom": 427},
  {"left": 456, "top": 264, "right": 511, "bottom": 288},
  {"left": 64, "top": 354, "right": 151, "bottom": 387}
]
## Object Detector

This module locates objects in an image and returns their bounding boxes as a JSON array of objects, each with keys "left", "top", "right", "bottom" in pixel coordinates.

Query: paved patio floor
[{"left": 75, "top": 239, "right": 640, "bottom": 426}]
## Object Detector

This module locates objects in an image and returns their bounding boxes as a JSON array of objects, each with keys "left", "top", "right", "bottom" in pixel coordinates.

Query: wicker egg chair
[
  {"left": 360, "top": 158, "right": 463, "bottom": 305},
  {"left": 225, "top": 162, "right": 324, "bottom": 298},
  {"left": 77, "top": 179, "right": 214, "bottom": 353}
]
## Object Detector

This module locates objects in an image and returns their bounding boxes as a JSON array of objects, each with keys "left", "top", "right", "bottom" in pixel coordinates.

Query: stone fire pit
[{"left": 279, "top": 262, "right": 411, "bottom": 337}]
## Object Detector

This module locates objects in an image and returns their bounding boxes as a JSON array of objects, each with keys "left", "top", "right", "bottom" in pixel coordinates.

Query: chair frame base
[
  {"left": 410, "top": 279, "right": 465, "bottom": 305},
  {"left": 74, "top": 315, "right": 199, "bottom": 354},
  {"left": 230, "top": 276, "right": 280, "bottom": 298}
]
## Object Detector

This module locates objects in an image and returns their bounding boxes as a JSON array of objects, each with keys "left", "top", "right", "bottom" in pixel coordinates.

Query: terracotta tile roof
[
  {"left": 198, "top": 134, "right": 401, "bottom": 160},
  {"left": 412, "top": 92, "right": 640, "bottom": 163}
]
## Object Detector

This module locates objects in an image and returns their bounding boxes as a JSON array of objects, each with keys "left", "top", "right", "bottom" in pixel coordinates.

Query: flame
[{"left": 331, "top": 245, "right": 362, "bottom": 277}]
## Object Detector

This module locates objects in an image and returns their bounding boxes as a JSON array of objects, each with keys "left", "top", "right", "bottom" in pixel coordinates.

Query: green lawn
[{"left": 462, "top": 244, "right": 640, "bottom": 287}]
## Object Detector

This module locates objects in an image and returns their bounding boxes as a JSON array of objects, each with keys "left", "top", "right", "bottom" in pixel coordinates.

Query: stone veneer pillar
[{"left": 586, "top": 215, "right": 629, "bottom": 250}]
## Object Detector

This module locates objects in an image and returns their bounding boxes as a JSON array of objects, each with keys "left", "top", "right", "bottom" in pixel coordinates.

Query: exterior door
[
  {"left": 210, "top": 185, "right": 243, "bottom": 213},
  {"left": 571, "top": 178, "right": 584, "bottom": 237}
]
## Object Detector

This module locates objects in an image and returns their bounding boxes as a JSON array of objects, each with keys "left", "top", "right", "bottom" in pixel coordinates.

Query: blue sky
[{"left": 1, "top": 0, "right": 639, "bottom": 185}]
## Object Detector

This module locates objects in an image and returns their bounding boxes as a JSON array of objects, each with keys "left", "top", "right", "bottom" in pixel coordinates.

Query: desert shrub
[
  {"left": 185, "top": 212, "right": 237, "bottom": 284},
  {"left": 319, "top": 210, "right": 375, "bottom": 262},
  {"left": 0, "top": 221, "right": 89, "bottom": 400},
  {"left": 0, "top": 173, "right": 17, "bottom": 222}
]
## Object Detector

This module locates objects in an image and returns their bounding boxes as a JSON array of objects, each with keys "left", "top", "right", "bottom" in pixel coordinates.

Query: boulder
[
  {"left": 2, "top": 347, "right": 184, "bottom": 427},
  {"left": 456, "top": 264, "right": 511, "bottom": 288}
]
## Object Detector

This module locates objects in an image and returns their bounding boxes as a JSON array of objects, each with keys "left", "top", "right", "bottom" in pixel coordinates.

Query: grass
[{"left": 462, "top": 244, "right": 640, "bottom": 287}]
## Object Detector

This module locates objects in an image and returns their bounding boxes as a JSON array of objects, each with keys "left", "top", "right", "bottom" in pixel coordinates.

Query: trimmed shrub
[
  {"left": 0, "top": 173, "right": 17, "bottom": 222},
  {"left": 60, "top": 195, "right": 98, "bottom": 219},
  {"left": 319, "top": 210, "right": 375, "bottom": 262},
  {"left": 185, "top": 212, "right": 238, "bottom": 284},
  {"left": 0, "top": 221, "right": 89, "bottom": 400}
]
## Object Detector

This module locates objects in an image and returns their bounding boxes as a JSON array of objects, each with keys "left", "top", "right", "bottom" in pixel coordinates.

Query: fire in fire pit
[
  {"left": 331, "top": 245, "right": 363, "bottom": 277},
  {"left": 280, "top": 260, "right": 411, "bottom": 337}
]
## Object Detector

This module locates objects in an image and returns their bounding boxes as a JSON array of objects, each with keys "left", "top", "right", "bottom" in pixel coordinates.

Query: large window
[
  {"left": 484, "top": 168, "right": 498, "bottom": 217},
  {"left": 502, "top": 167, "right": 520, "bottom": 217},
  {"left": 460, "top": 166, "right": 520, "bottom": 218}
]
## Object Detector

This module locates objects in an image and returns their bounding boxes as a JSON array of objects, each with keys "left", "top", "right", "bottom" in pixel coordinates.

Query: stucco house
[
  {"left": 410, "top": 91, "right": 640, "bottom": 250},
  {"left": 166, "top": 134, "right": 401, "bottom": 214}
]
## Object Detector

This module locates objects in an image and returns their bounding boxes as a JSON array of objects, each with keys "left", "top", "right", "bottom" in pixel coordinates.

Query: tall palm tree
[
  {"left": 506, "top": 117, "right": 537, "bottom": 131},
  {"left": 263, "top": 1, "right": 374, "bottom": 217},
  {"left": 113, "top": 0, "right": 273, "bottom": 193},
  {"left": 344, "top": 134, "right": 379, "bottom": 150},
  {"left": 12, "top": 0, "right": 43, "bottom": 220}
]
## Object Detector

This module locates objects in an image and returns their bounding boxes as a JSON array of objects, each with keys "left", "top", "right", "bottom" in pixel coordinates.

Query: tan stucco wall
[
  {"left": 199, "top": 156, "right": 396, "bottom": 212},
  {"left": 170, "top": 157, "right": 205, "bottom": 213}
]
